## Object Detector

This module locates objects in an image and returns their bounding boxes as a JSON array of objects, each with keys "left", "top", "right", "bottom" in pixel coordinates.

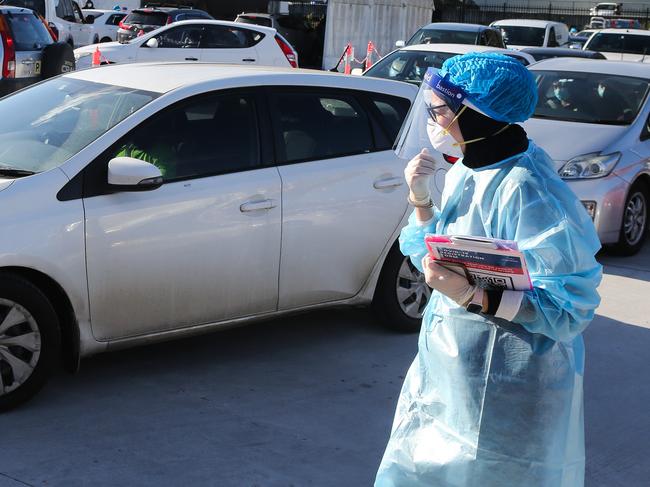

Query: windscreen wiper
[{"left": 0, "top": 168, "right": 36, "bottom": 177}]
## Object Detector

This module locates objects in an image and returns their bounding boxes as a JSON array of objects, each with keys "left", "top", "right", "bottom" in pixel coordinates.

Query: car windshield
[
  {"left": 0, "top": 78, "right": 158, "bottom": 173},
  {"left": 364, "top": 50, "right": 455, "bottom": 83},
  {"left": 533, "top": 70, "right": 649, "bottom": 125},
  {"left": 499, "top": 26, "right": 546, "bottom": 46},
  {"left": 124, "top": 11, "right": 167, "bottom": 26},
  {"left": 407, "top": 28, "right": 477, "bottom": 45},
  {"left": 586, "top": 32, "right": 650, "bottom": 55},
  {"left": 0, "top": 0, "right": 45, "bottom": 17},
  {"left": 6, "top": 11, "right": 52, "bottom": 50}
]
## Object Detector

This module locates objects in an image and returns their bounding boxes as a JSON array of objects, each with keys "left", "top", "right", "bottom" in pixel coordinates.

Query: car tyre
[
  {"left": 41, "top": 42, "right": 76, "bottom": 79},
  {"left": 611, "top": 180, "right": 649, "bottom": 256},
  {"left": 373, "top": 243, "right": 428, "bottom": 333},
  {"left": 0, "top": 273, "right": 60, "bottom": 412},
  {"left": 100, "top": 36, "right": 112, "bottom": 43}
]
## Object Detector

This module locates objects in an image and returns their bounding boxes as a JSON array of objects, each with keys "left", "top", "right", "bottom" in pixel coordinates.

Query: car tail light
[
  {"left": 443, "top": 154, "right": 458, "bottom": 164},
  {"left": 275, "top": 34, "right": 298, "bottom": 68},
  {"left": 0, "top": 16, "right": 16, "bottom": 79},
  {"left": 166, "top": 15, "right": 173, "bottom": 24}
]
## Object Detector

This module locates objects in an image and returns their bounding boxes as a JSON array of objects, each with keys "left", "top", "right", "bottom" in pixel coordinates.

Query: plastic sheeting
[
  {"left": 375, "top": 142, "right": 602, "bottom": 487},
  {"left": 322, "top": 0, "right": 434, "bottom": 70}
]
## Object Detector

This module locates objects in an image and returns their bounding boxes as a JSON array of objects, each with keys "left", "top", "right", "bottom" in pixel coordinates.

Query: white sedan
[
  {"left": 583, "top": 28, "right": 650, "bottom": 62},
  {"left": 74, "top": 19, "right": 298, "bottom": 69},
  {"left": 0, "top": 63, "right": 422, "bottom": 410}
]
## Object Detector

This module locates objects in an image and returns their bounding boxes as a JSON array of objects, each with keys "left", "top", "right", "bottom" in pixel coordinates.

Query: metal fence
[{"left": 436, "top": 2, "right": 650, "bottom": 29}]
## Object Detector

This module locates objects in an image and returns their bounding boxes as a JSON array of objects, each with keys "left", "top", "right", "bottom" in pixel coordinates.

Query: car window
[
  {"left": 270, "top": 92, "right": 373, "bottom": 163},
  {"left": 587, "top": 33, "right": 650, "bottom": 54},
  {"left": 370, "top": 96, "right": 411, "bottom": 149},
  {"left": 407, "top": 28, "right": 478, "bottom": 45},
  {"left": 547, "top": 27, "right": 559, "bottom": 47},
  {"left": 153, "top": 25, "right": 203, "bottom": 48},
  {"left": 5, "top": 12, "right": 52, "bottom": 50},
  {"left": 364, "top": 50, "right": 453, "bottom": 84},
  {"left": 641, "top": 114, "right": 650, "bottom": 141},
  {"left": 499, "top": 26, "right": 546, "bottom": 46},
  {"left": 533, "top": 70, "right": 649, "bottom": 125},
  {"left": 4, "top": 0, "right": 46, "bottom": 17},
  {"left": 112, "top": 94, "right": 259, "bottom": 181},
  {"left": 201, "top": 25, "right": 262, "bottom": 48},
  {"left": 106, "top": 13, "right": 125, "bottom": 25},
  {"left": 124, "top": 11, "right": 167, "bottom": 26}
]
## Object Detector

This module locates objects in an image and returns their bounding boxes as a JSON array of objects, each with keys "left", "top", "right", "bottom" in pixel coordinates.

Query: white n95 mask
[{"left": 426, "top": 121, "right": 464, "bottom": 159}]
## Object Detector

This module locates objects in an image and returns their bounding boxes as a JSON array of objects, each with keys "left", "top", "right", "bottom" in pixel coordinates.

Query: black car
[
  {"left": 520, "top": 47, "right": 607, "bottom": 62},
  {"left": 0, "top": 5, "right": 74, "bottom": 96},
  {"left": 116, "top": 6, "right": 212, "bottom": 43}
]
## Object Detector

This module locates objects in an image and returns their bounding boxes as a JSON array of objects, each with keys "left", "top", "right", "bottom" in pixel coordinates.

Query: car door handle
[
  {"left": 373, "top": 177, "right": 404, "bottom": 189},
  {"left": 185, "top": 57, "right": 199, "bottom": 61},
  {"left": 242, "top": 58, "right": 256, "bottom": 62},
  {"left": 240, "top": 199, "right": 277, "bottom": 212}
]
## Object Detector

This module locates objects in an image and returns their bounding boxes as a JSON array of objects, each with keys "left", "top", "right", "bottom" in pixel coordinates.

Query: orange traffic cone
[
  {"left": 365, "top": 41, "right": 375, "bottom": 69},
  {"left": 344, "top": 44, "right": 353, "bottom": 75},
  {"left": 91, "top": 46, "right": 101, "bottom": 67}
]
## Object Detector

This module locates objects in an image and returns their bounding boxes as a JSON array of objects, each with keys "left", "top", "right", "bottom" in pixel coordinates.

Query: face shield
[{"left": 394, "top": 68, "right": 468, "bottom": 161}]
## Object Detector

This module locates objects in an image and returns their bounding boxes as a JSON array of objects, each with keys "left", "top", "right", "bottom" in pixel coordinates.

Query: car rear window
[
  {"left": 407, "top": 28, "right": 477, "bottom": 46},
  {"left": 124, "top": 11, "right": 168, "bottom": 26},
  {"left": 498, "top": 26, "right": 546, "bottom": 46},
  {"left": 1, "top": 0, "right": 45, "bottom": 17},
  {"left": 6, "top": 11, "right": 52, "bottom": 51},
  {"left": 236, "top": 15, "right": 272, "bottom": 28}
]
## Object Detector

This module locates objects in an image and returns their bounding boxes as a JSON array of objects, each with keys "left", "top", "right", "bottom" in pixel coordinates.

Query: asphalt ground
[{"left": 1, "top": 240, "right": 648, "bottom": 487}]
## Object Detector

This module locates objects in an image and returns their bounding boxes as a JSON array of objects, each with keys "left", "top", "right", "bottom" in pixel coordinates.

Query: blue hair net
[{"left": 440, "top": 52, "right": 538, "bottom": 123}]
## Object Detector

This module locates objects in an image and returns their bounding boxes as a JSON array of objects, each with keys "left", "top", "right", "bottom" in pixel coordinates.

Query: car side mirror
[
  {"left": 350, "top": 68, "right": 363, "bottom": 76},
  {"left": 84, "top": 14, "right": 95, "bottom": 24},
  {"left": 146, "top": 37, "right": 159, "bottom": 48},
  {"left": 395, "top": 40, "right": 405, "bottom": 48},
  {"left": 107, "top": 157, "right": 163, "bottom": 190}
]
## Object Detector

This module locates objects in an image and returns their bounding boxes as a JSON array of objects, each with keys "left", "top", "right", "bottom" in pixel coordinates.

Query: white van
[
  {"left": 4, "top": 0, "right": 96, "bottom": 47},
  {"left": 490, "top": 19, "right": 570, "bottom": 50}
]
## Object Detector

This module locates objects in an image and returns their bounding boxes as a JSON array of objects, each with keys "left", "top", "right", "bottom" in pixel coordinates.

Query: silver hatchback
[{"left": 524, "top": 58, "right": 650, "bottom": 255}]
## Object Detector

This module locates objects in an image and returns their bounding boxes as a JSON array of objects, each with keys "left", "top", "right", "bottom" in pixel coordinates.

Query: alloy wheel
[
  {"left": 623, "top": 191, "right": 647, "bottom": 246},
  {"left": 395, "top": 257, "right": 430, "bottom": 319},
  {"left": 0, "top": 299, "right": 41, "bottom": 395}
]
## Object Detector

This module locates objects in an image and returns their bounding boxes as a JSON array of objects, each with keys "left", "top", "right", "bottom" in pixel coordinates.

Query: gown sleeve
[
  {"left": 399, "top": 209, "right": 440, "bottom": 273},
  {"left": 496, "top": 172, "right": 603, "bottom": 343}
]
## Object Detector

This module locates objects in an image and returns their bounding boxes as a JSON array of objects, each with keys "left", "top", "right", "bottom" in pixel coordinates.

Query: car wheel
[
  {"left": 100, "top": 37, "right": 112, "bottom": 43},
  {"left": 0, "top": 274, "right": 60, "bottom": 412},
  {"left": 611, "top": 181, "right": 649, "bottom": 256},
  {"left": 373, "top": 244, "right": 429, "bottom": 333}
]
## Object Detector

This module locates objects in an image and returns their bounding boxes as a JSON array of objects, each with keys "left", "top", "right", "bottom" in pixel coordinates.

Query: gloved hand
[
  {"left": 405, "top": 148, "right": 436, "bottom": 204},
  {"left": 422, "top": 255, "right": 477, "bottom": 306}
]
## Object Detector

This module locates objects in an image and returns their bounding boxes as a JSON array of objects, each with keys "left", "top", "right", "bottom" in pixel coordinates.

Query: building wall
[{"left": 323, "top": 0, "right": 434, "bottom": 70}]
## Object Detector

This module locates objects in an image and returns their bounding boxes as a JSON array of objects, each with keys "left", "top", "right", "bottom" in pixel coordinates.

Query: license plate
[{"left": 34, "top": 60, "right": 41, "bottom": 76}]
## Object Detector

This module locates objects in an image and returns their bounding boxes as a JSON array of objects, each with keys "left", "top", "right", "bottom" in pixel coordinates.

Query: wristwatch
[
  {"left": 466, "top": 287, "right": 484, "bottom": 314},
  {"left": 407, "top": 194, "right": 434, "bottom": 208}
]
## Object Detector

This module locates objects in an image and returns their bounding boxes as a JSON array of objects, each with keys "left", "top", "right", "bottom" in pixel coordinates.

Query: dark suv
[
  {"left": 116, "top": 6, "right": 212, "bottom": 43},
  {"left": 0, "top": 5, "right": 74, "bottom": 96}
]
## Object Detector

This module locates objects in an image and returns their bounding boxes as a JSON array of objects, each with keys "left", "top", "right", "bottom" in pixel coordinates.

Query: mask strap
[
  {"left": 452, "top": 124, "right": 512, "bottom": 148},
  {"left": 441, "top": 105, "right": 467, "bottom": 135}
]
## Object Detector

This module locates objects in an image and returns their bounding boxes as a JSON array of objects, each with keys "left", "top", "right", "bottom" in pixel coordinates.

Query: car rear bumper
[{"left": 0, "top": 76, "right": 41, "bottom": 97}]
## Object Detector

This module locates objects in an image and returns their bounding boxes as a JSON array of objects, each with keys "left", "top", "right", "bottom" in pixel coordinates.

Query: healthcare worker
[{"left": 375, "top": 53, "right": 602, "bottom": 487}]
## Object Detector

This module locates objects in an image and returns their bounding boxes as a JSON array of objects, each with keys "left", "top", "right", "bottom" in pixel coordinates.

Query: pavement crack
[{"left": 0, "top": 472, "right": 36, "bottom": 487}]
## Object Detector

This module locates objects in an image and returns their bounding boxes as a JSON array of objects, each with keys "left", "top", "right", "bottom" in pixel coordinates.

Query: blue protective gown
[{"left": 375, "top": 142, "right": 602, "bottom": 487}]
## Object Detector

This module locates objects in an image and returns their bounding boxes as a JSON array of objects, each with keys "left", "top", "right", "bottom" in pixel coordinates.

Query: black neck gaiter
[{"left": 455, "top": 107, "right": 529, "bottom": 169}]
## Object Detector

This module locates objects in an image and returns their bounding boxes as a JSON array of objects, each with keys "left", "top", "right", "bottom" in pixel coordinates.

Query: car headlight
[{"left": 558, "top": 152, "right": 621, "bottom": 179}]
